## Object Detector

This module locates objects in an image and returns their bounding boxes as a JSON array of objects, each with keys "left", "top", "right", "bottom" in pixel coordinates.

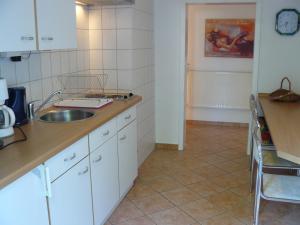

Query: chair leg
[
  {"left": 253, "top": 167, "right": 262, "bottom": 225},
  {"left": 249, "top": 136, "right": 253, "bottom": 170},
  {"left": 249, "top": 139, "right": 255, "bottom": 193}
]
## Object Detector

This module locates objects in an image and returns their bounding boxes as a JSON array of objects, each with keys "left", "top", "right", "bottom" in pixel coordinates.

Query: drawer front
[
  {"left": 117, "top": 106, "right": 136, "bottom": 131},
  {"left": 45, "top": 136, "right": 89, "bottom": 182},
  {"left": 89, "top": 119, "right": 117, "bottom": 152}
]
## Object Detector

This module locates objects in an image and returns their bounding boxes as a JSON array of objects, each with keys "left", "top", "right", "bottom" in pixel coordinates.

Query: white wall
[
  {"left": 155, "top": 0, "right": 299, "bottom": 146},
  {"left": 258, "top": 0, "right": 300, "bottom": 93},
  {"left": 186, "top": 4, "right": 255, "bottom": 123}
]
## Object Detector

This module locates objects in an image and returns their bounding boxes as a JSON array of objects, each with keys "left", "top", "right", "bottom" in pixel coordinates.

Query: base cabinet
[
  {"left": 48, "top": 157, "right": 93, "bottom": 225},
  {"left": 90, "top": 136, "right": 119, "bottom": 225},
  {"left": 118, "top": 120, "right": 138, "bottom": 197},
  {"left": 0, "top": 167, "right": 49, "bottom": 225},
  {"left": 0, "top": 105, "right": 139, "bottom": 225}
]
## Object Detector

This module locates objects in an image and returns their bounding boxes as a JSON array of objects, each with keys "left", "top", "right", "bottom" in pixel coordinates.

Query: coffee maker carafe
[{"left": 0, "top": 78, "right": 15, "bottom": 138}]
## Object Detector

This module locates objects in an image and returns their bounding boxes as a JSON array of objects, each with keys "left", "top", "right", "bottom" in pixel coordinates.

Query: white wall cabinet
[
  {"left": 35, "top": 0, "right": 77, "bottom": 50},
  {"left": 0, "top": 0, "right": 77, "bottom": 52},
  {"left": 90, "top": 136, "right": 119, "bottom": 225},
  {"left": 0, "top": 167, "right": 49, "bottom": 225},
  {"left": 0, "top": 0, "right": 36, "bottom": 52},
  {"left": 48, "top": 157, "right": 93, "bottom": 225},
  {"left": 118, "top": 120, "right": 138, "bottom": 197}
]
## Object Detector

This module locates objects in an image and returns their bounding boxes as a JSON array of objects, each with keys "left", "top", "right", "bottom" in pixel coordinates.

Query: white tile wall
[{"left": 88, "top": 0, "right": 155, "bottom": 165}]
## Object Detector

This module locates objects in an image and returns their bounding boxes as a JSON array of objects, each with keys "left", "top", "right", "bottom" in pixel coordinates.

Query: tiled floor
[{"left": 106, "top": 123, "right": 300, "bottom": 225}]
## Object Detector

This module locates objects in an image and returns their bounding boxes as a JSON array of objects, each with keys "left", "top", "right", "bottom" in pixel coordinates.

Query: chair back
[
  {"left": 249, "top": 95, "right": 261, "bottom": 131},
  {"left": 252, "top": 124, "right": 263, "bottom": 165}
]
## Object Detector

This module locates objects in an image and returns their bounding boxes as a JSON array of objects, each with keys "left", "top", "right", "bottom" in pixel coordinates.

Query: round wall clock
[{"left": 276, "top": 9, "right": 300, "bottom": 35}]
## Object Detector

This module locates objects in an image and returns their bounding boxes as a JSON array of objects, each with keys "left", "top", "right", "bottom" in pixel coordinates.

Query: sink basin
[{"left": 39, "top": 109, "right": 95, "bottom": 123}]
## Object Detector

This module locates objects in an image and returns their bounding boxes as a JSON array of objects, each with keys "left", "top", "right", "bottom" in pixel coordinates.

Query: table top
[{"left": 259, "top": 94, "right": 300, "bottom": 164}]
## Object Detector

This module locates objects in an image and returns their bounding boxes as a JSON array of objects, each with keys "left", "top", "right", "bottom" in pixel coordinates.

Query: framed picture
[{"left": 205, "top": 19, "right": 255, "bottom": 58}]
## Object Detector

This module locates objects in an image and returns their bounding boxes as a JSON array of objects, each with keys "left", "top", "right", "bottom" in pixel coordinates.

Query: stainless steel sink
[{"left": 39, "top": 109, "right": 95, "bottom": 123}]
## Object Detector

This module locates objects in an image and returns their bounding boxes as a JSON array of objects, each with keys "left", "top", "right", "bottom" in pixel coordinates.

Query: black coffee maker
[{"left": 5, "top": 87, "right": 28, "bottom": 125}]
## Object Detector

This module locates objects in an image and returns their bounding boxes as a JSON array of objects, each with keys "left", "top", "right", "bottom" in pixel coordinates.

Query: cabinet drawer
[
  {"left": 89, "top": 119, "right": 117, "bottom": 152},
  {"left": 117, "top": 106, "right": 136, "bottom": 131},
  {"left": 45, "top": 136, "right": 89, "bottom": 182}
]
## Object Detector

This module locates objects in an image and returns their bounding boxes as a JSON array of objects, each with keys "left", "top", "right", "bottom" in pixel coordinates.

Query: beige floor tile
[
  {"left": 112, "top": 216, "right": 156, "bottom": 225},
  {"left": 132, "top": 193, "right": 174, "bottom": 214},
  {"left": 192, "top": 165, "right": 227, "bottom": 178},
  {"left": 180, "top": 198, "right": 225, "bottom": 221},
  {"left": 201, "top": 212, "right": 244, "bottom": 225},
  {"left": 142, "top": 176, "right": 183, "bottom": 192},
  {"left": 109, "top": 199, "right": 144, "bottom": 224},
  {"left": 107, "top": 123, "right": 300, "bottom": 225},
  {"left": 186, "top": 181, "right": 225, "bottom": 197},
  {"left": 170, "top": 171, "right": 206, "bottom": 185},
  {"left": 162, "top": 188, "right": 201, "bottom": 206},
  {"left": 208, "top": 174, "right": 246, "bottom": 189},
  {"left": 149, "top": 207, "right": 196, "bottom": 225},
  {"left": 206, "top": 191, "right": 246, "bottom": 210},
  {"left": 126, "top": 183, "right": 156, "bottom": 201}
]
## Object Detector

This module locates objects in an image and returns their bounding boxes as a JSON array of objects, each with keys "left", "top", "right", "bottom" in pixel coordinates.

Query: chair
[
  {"left": 252, "top": 125, "right": 300, "bottom": 225},
  {"left": 249, "top": 95, "right": 275, "bottom": 191}
]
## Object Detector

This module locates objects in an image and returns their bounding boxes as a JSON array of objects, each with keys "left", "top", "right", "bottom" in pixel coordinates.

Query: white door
[
  {"left": 90, "top": 136, "right": 119, "bottom": 225},
  {"left": 118, "top": 120, "right": 138, "bottom": 197},
  {"left": 0, "top": 167, "right": 49, "bottom": 225},
  {"left": 35, "top": 0, "right": 77, "bottom": 50},
  {"left": 48, "top": 157, "right": 93, "bottom": 225},
  {"left": 0, "top": 0, "right": 36, "bottom": 52}
]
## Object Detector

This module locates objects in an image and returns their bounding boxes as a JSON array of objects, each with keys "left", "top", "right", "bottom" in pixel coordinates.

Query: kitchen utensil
[
  {"left": 0, "top": 78, "right": 15, "bottom": 138},
  {"left": 5, "top": 87, "right": 28, "bottom": 125}
]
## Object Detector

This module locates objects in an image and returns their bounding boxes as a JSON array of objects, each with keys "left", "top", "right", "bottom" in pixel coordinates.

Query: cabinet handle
[
  {"left": 21, "top": 36, "right": 34, "bottom": 41},
  {"left": 41, "top": 37, "right": 54, "bottom": 41},
  {"left": 93, "top": 155, "right": 102, "bottom": 163},
  {"left": 64, "top": 153, "right": 76, "bottom": 162},
  {"left": 125, "top": 115, "right": 132, "bottom": 120},
  {"left": 45, "top": 167, "right": 52, "bottom": 198},
  {"left": 103, "top": 130, "right": 110, "bottom": 136},
  {"left": 120, "top": 135, "right": 127, "bottom": 141},
  {"left": 78, "top": 167, "right": 89, "bottom": 176}
]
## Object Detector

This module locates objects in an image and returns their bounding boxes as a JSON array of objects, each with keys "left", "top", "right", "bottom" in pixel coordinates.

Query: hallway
[{"left": 106, "top": 123, "right": 299, "bottom": 225}]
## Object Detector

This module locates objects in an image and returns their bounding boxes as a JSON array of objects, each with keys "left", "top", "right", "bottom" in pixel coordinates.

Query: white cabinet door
[
  {"left": 118, "top": 120, "right": 138, "bottom": 197},
  {"left": 0, "top": 167, "right": 49, "bottom": 225},
  {"left": 0, "top": 0, "right": 36, "bottom": 52},
  {"left": 48, "top": 157, "right": 93, "bottom": 225},
  {"left": 90, "top": 136, "right": 119, "bottom": 225},
  {"left": 35, "top": 0, "right": 77, "bottom": 50}
]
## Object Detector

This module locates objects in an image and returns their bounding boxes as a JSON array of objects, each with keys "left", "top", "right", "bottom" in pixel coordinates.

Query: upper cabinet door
[
  {"left": 35, "top": 0, "right": 77, "bottom": 50},
  {"left": 0, "top": 0, "right": 37, "bottom": 52}
]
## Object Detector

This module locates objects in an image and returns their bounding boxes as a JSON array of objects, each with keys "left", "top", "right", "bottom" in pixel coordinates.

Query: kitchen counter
[
  {"left": 258, "top": 94, "right": 300, "bottom": 164},
  {"left": 0, "top": 96, "right": 142, "bottom": 189}
]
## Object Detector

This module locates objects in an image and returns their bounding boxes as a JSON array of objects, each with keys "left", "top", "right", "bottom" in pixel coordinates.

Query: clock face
[{"left": 276, "top": 9, "right": 299, "bottom": 35}]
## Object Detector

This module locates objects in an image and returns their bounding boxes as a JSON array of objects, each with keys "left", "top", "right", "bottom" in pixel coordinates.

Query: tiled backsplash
[{"left": 0, "top": 0, "right": 155, "bottom": 165}]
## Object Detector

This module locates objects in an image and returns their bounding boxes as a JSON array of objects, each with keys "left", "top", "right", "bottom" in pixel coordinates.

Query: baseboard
[
  {"left": 155, "top": 143, "right": 178, "bottom": 150},
  {"left": 186, "top": 120, "right": 249, "bottom": 128}
]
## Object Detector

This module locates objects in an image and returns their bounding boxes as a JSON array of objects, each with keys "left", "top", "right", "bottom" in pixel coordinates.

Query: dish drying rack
[{"left": 56, "top": 74, "right": 133, "bottom": 100}]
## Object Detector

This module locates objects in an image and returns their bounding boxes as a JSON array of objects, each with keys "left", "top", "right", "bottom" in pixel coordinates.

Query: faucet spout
[{"left": 31, "top": 90, "right": 63, "bottom": 118}]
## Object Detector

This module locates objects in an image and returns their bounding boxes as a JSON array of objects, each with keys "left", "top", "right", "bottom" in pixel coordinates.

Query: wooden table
[{"left": 259, "top": 94, "right": 300, "bottom": 164}]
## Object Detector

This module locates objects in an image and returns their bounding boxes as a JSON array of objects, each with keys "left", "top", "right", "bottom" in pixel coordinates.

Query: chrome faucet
[{"left": 28, "top": 90, "right": 63, "bottom": 119}]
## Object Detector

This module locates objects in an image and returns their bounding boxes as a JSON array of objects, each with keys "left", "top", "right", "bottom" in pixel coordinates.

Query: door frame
[{"left": 178, "top": 0, "right": 261, "bottom": 150}]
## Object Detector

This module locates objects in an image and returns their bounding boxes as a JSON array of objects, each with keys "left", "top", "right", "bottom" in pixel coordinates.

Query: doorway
[{"left": 182, "top": 3, "right": 257, "bottom": 150}]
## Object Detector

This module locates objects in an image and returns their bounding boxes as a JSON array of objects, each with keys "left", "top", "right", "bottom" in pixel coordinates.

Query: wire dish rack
[{"left": 56, "top": 74, "right": 134, "bottom": 100}]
